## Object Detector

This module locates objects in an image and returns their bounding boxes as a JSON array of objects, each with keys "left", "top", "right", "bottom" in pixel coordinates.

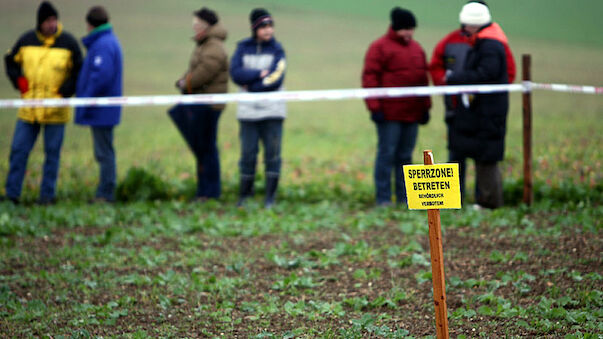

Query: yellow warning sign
[{"left": 403, "top": 164, "right": 462, "bottom": 210}]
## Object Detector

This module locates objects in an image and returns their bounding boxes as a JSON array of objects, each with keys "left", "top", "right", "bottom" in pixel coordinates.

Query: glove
[
  {"left": 419, "top": 110, "right": 430, "bottom": 125},
  {"left": 461, "top": 94, "right": 475, "bottom": 108},
  {"left": 444, "top": 70, "right": 453, "bottom": 82},
  {"left": 17, "top": 76, "right": 28, "bottom": 94},
  {"left": 370, "top": 111, "right": 386, "bottom": 123}
]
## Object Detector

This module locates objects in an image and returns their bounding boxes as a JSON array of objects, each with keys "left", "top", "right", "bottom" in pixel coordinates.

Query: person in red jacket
[
  {"left": 429, "top": 1, "right": 515, "bottom": 208},
  {"left": 362, "top": 7, "right": 431, "bottom": 206},
  {"left": 430, "top": 2, "right": 515, "bottom": 88}
]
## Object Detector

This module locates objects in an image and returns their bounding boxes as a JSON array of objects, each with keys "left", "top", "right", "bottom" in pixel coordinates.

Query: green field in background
[{"left": 0, "top": 0, "right": 601, "bottom": 201}]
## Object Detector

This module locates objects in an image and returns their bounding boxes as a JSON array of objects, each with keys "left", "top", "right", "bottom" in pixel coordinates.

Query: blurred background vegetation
[{"left": 0, "top": 0, "right": 601, "bottom": 202}]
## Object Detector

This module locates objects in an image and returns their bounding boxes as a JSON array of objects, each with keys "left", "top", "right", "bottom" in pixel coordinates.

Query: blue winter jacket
[
  {"left": 75, "top": 24, "right": 123, "bottom": 127},
  {"left": 230, "top": 37, "right": 286, "bottom": 121}
]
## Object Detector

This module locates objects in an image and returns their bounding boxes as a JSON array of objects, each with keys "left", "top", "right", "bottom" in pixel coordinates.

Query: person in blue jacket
[
  {"left": 230, "top": 8, "right": 286, "bottom": 208},
  {"left": 75, "top": 6, "right": 123, "bottom": 203}
]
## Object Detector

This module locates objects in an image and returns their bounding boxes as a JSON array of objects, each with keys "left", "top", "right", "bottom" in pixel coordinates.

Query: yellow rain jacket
[{"left": 4, "top": 23, "right": 82, "bottom": 123}]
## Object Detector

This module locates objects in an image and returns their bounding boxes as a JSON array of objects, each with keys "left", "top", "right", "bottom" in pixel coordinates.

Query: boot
[
  {"left": 264, "top": 176, "right": 279, "bottom": 208},
  {"left": 237, "top": 177, "right": 255, "bottom": 207}
]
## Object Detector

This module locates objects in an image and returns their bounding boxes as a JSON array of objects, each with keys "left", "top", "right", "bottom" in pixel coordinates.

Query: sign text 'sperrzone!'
[{"left": 403, "top": 164, "right": 462, "bottom": 210}]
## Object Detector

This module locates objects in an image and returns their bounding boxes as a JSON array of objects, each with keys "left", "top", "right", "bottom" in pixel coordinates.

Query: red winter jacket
[{"left": 362, "top": 27, "right": 431, "bottom": 122}]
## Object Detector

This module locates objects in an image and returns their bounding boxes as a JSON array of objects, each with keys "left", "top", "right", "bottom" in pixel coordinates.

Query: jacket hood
[
  {"left": 199, "top": 23, "right": 227, "bottom": 43},
  {"left": 476, "top": 23, "right": 508, "bottom": 45}
]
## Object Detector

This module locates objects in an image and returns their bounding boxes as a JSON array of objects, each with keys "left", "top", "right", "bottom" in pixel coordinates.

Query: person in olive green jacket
[
  {"left": 2, "top": 1, "right": 82, "bottom": 205},
  {"left": 169, "top": 7, "right": 228, "bottom": 201}
]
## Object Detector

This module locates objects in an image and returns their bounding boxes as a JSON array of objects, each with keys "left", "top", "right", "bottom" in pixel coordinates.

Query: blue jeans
[
  {"left": 5, "top": 120, "right": 65, "bottom": 200},
  {"left": 374, "top": 121, "right": 418, "bottom": 204},
  {"left": 239, "top": 119, "right": 283, "bottom": 180},
  {"left": 92, "top": 127, "right": 116, "bottom": 201}
]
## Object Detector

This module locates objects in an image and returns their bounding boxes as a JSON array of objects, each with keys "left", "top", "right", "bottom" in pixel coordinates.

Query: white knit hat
[{"left": 459, "top": 2, "right": 491, "bottom": 26}]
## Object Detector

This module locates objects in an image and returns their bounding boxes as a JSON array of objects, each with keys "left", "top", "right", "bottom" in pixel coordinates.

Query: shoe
[
  {"left": 0, "top": 195, "right": 19, "bottom": 205},
  {"left": 472, "top": 203, "right": 484, "bottom": 211},
  {"left": 36, "top": 197, "right": 57, "bottom": 206},
  {"left": 376, "top": 201, "right": 392, "bottom": 207}
]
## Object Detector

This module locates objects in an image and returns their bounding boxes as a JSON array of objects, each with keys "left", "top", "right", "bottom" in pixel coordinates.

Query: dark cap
[
  {"left": 250, "top": 8, "right": 273, "bottom": 31},
  {"left": 86, "top": 6, "right": 109, "bottom": 28},
  {"left": 37, "top": 1, "right": 58, "bottom": 30},
  {"left": 390, "top": 7, "right": 416, "bottom": 30},
  {"left": 194, "top": 7, "right": 218, "bottom": 26}
]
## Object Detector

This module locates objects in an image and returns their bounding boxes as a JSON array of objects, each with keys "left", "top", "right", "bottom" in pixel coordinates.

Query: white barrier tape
[
  {"left": 0, "top": 83, "right": 524, "bottom": 109},
  {"left": 0, "top": 82, "right": 599, "bottom": 109},
  {"left": 530, "top": 82, "right": 603, "bottom": 95}
]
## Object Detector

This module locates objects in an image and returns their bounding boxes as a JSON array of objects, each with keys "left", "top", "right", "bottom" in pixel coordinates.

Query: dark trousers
[
  {"left": 168, "top": 104, "right": 222, "bottom": 199},
  {"left": 239, "top": 119, "right": 283, "bottom": 180},
  {"left": 92, "top": 127, "right": 116, "bottom": 201},
  {"left": 449, "top": 150, "right": 503, "bottom": 208},
  {"left": 475, "top": 162, "right": 503, "bottom": 208},
  {"left": 193, "top": 107, "right": 221, "bottom": 198},
  {"left": 448, "top": 149, "right": 469, "bottom": 198},
  {"left": 5, "top": 120, "right": 65, "bottom": 200}
]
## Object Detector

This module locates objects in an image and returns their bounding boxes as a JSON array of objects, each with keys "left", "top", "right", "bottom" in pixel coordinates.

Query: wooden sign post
[
  {"left": 522, "top": 54, "right": 534, "bottom": 206},
  {"left": 423, "top": 150, "right": 449, "bottom": 339},
  {"left": 403, "top": 150, "right": 460, "bottom": 339}
]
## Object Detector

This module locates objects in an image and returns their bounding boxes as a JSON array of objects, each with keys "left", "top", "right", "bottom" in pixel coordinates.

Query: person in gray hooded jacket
[{"left": 230, "top": 8, "right": 286, "bottom": 208}]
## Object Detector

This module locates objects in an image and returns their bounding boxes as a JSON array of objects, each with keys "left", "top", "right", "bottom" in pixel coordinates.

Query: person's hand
[
  {"left": 17, "top": 76, "right": 28, "bottom": 94},
  {"left": 260, "top": 70, "right": 269, "bottom": 78},
  {"left": 371, "top": 111, "right": 385, "bottom": 123},
  {"left": 419, "top": 110, "right": 430, "bottom": 125},
  {"left": 175, "top": 78, "right": 187, "bottom": 94}
]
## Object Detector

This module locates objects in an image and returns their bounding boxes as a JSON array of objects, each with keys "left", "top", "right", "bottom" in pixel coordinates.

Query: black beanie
[
  {"left": 250, "top": 8, "right": 273, "bottom": 31},
  {"left": 390, "top": 7, "right": 416, "bottom": 30},
  {"left": 86, "top": 6, "right": 109, "bottom": 28},
  {"left": 37, "top": 1, "right": 58, "bottom": 30},
  {"left": 194, "top": 7, "right": 218, "bottom": 26}
]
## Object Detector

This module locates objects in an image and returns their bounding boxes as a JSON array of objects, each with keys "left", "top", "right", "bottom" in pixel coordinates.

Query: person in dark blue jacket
[
  {"left": 75, "top": 6, "right": 123, "bottom": 202},
  {"left": 230, "top": 8, "right": 286, "bottom": 208}
]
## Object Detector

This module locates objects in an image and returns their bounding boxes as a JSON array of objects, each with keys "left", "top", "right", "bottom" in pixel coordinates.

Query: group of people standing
[
  {"left": 363, "top": 1, "right": 514, "bottom": 209},
  {"left": 3, "top": 2, "right": 122, "bottom": 205},
  {"left": 168, "top": 7, "right": 286, "bottom": 208},
  {"left": 2, "top": 1, "right": 513, "bottom": 210},
  {"left": 2, "top": 3, "right": 287, "bottom": 208}
]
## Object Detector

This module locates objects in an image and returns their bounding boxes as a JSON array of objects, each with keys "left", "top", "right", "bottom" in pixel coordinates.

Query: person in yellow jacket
[{"left": 2, "top": 1, "right": 82, "bottom": 205}]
